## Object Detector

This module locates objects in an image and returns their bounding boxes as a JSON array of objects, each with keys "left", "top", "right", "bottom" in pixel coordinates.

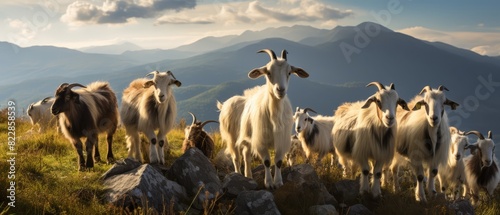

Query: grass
[{"left": 1, "top": 111, "right": 499, "bottom": 215}]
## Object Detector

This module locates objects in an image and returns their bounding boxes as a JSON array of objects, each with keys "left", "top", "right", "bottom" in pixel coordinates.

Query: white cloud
[
  {"left": 5, "top": 18, "right": 52, "bottom": 45},
  {"left": 155, "top": 0, "right": 353, "bottom": 26},
  {"left": 398, "top": 26, "right": 500, "bottom": 56}
]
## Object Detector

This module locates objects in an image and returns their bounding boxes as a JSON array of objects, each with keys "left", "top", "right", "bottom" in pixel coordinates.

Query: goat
[
  {"left": 233, "top": 49, "right": 309, "bottom": 189},
  {"left": 285, "top": 134, "right": 306, "bottom": 166},
  {"left": 463, "top": 130, "right": 499, "bottom": 205},
  {"left": 28, "top": 96, "right": 58, "bottom": 132},
  {"left": 437, "top": 127, "right": 468, "bottom": 200},
  {"left": 391, "top": 85, "right": 459, "bottom": 202},
  {"left": 217, "top": 95, "right": 246, "bottom": 173},
  {"left": 333, "top": 82, "right": 409, "bottom": 198},
  {"left": 293, "top": 107, "right": 335, "bottom": 166},
  {"left": 51, "top": 82, "right": 118, "bottom": 171},
  {"left": 121, "top": 71, "right": 181, "bottom": 164},
  {"left": 182, "top": 112, "right": 218, "bottom": 158}
]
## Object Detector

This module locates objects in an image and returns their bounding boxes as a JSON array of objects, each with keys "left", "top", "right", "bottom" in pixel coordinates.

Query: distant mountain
[
  {"left": 80, "top": 41, "right": 143, "bottom": 54},
  {"left": 173, "top": 25, "right": 330, "bottom": 54},
  {"left": 121, "top": 49, "right": 196, "bottom": 63}
]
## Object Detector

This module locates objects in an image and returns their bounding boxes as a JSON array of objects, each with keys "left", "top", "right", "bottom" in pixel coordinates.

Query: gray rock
[
  {"left": 214, "top": 149, "right": 234, "bottom": 174},
  {"left": 309, "top": 205, "right": 339, "bottom": 215},
  {"left": 447, "top": 199, "right": 474, "bottom": 215},
  {"left": 222, "top": 172, "right": 258, "bottom": 197},
  {"left": 333, "top": 179, "right": 360, "bottom": 204},
  {"left": 347, "top": 204, "right": 373, "bottom": 215},
  {"left": 100, "top": 158, "right": 141, "bottom": 180},
  {"left": 104, "top": 164, "right": 187, "bottom": 213},
  {"left": 168, "top": 148, "right": 222, "bottom": 210},
  {"left": 235, "top": 190, "right": 281, "bottom": 215}
]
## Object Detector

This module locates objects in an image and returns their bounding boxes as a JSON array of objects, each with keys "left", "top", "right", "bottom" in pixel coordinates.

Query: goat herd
[{"left": 26, "top": 49, "right": 498, "bottom": 206}]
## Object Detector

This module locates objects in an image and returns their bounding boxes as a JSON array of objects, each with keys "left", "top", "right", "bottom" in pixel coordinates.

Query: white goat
[
  {"left": 463, "top": 130, "right": 499, "bottom": 205},
  {"left": 391, "top": 85, "right": 459, "bottom": 202},
  {"left": 121, "top": 71, "right": 181, "bottom": 164},
  {"left": 27, "top": 97, "right": 58, "bottom": 132},
  {"left": 293, "top": 107, "right": 335, "bottom": 166},
  {"left": 233, "top": 49, "right": 309, "bottom": 189},
  {"left": 217, "top": 95, "right": 246, "bottom": 174},
  {"left": 437, "top": 127, "right": 468, "bottom": 200},
  {"left": 333, "top": 82, "right": 409, "bottom": 198}
]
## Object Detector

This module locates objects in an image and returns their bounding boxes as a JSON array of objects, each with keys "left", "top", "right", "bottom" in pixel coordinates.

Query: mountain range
[{"left": 1, "top": 22, "right": 499, "bottom": 149}]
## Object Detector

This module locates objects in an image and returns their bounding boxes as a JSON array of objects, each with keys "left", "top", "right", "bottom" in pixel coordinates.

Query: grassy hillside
[{"left": 1, "top": 111, "right": 499, "bottom": 215}]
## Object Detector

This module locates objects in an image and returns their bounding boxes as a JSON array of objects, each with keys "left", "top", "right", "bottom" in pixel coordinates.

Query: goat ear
[
  {"left": 170, "top": 80, "right": 182, "bottom": 87},
  {"left": 412, "top": 100, "right": 425, "bottom": 111},
  {"left": 444, "top": 99, "right": 459, "bottom": 110},
  {"left": 143, "top": 81, "right": 155, "bottom": 88},
  {"left": 361, "top": 96, "right": 377, "bottom": 109},
  {"left": 488, "top": 131, "right": 493, "bottom": 139},
  {"left": 450, "top": 127, "right": 458, "bottom": 135},
  {"left": 248, "top": 67, "right": 267, "bottom": 79},
  {"left": 398, "top": 98, "right": 410, "bottom": 111},
  {"left": 291, "top": 66, "right": 309, "bottom": 78}
]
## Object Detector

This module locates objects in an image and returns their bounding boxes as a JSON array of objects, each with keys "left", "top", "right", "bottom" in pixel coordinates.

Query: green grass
[{"left": 1, "top": 111, "right": 499, "bottom": 215}]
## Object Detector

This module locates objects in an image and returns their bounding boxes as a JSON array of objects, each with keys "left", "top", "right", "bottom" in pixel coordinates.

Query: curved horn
[
  {"left": 67, "top": 83, "right": 86, "bottom": 91},
  {"left": 303, "top": 107, "right": 317, "bottom": 114},
  {"left": 465, "top": 130, "right": 485, "bottom": 140},
  {"left": 41, "top": 96, "right": 52, "bottom": 103},
  {"left": 366, "top": 82, "right": 385, "bottom": 91},
  {"left": 189, "top": 112, "right": 197, "bottom": 126},
  {"left": 201, "top": 120, "right": 219, "bottom": 128},
  {"left": 281, "top": 49, "right": 288, "bottom": 61},
  {"left": 146, "top": 71, "right": 159, "bottom": 78},
  {"left": 389, "top": 83, "right": 395, "bottom": 90},
  {"left": 419, "top": 86, "right": 432, "bottom": 95},
  {"left": 58, "top": 83, "right": 69, "bottom": 89},
  {"left": 258, "top": 49, "right": 277, "bottom": 61},
  {"left": 488, "top": 131, "right": 493, "bottom": 139},
  {"left": 167, "top": 70, "right": 177, "bottom": 80},
  {"left": 438, "top": 85, "right": 449, "bottom": 91}
]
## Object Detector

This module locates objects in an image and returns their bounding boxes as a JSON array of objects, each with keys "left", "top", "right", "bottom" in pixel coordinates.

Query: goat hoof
[
  {"left": 107, "top": 157, "right": 116, "bottom": 164},
  {"left": 94, "top": 156, "right": 101, "bottom": 163}
]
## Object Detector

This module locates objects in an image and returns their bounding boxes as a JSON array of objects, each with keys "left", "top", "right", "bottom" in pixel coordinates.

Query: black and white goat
[
  {"left": 121, "top": 71, "right": 181, "bottom": 164},
  {"left": 293, "top": 107, "right": 335, "bottom": 166},
  {"left": 463, "top": 130, "right": 499, "bottom": 205},
  {"left": 182, "top": 112, "right": 218, "bottom": 158},
  {"left": 51, "top": 82, "right": 118, "bottom": 170},
  {"left": 437, "top": 127, "right": 468, "bottom": 200}
]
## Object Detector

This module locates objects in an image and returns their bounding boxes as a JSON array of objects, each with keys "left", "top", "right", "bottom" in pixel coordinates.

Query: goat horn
[
  {"left": 189, "top": 112, "right": 197, "bottom": 126},
  {"left": 67, "top": 83, "right": 86, "bottom": 91},
  {"left": 419, "top": 86, "right": 432, "bottom": 95},
  {"left": 438, "top": 85, "right": 449, "bottom": 91},
  {"left": 167, "top": 70, "right": 177, "bottom": 80},
  {"left": 366, "top": 82, "right": 385, "bottom": 91},
  {"left": 465, "top": 130, "right": 485, "bottom": 140},
  {"left": 41, "top": 97, "right": 52, "bottom": 103},
  {"left": 258, "top": 49, "right": 277, "bottom": 61},
  {"left": 389, "top": 83, "right": 395, "bottom": 90},
  {"left": 201, "top": 120, "right": 218, "bottom": 128},
  {"left": 488, "top": 131, "right": 493, "bottom": 139},
  {"left": 281, "top": 49, "right": 288, "bottom": 61},
  {"left": 303, "top": 108, "right": 317, "bottom": 114},
  {"left": 146, "top": 71, "right": 159, "bottom": 78}
]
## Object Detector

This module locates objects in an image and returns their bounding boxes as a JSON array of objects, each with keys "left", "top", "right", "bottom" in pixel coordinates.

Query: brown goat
[{"left": 182, "top": 112, "right": 218, "bottom": 158}]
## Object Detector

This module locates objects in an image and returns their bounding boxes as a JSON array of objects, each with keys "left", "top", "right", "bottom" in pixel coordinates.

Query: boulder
[
  {"left": 101, "top": 158, "right": 141, "bottom": 180},
  {"left": 168, "top": 148, "right": 222, "bottom": 210},
  {"left": 333, "top": 179, "right": 360, "bottom": 204},
  {"left": 347, "top": 204, "right": 373, "bottom": 215},
  {"left": 235, "top": 190, "right": 281, "bottom": 215},
  {"left": 104, "top": 164, "right": 187, "bottom": 213},
  {"left": 309, "top": 205, "right": 339, "bottom": 215},
  {"left": 214, "top": 149, "right": 234, "bottom": 176},
  {"left": 222, "top": 173, "right": 258, "bottom": 197},
  {"left": 447, "top": 199, "right": 474, "bottom": 215}
]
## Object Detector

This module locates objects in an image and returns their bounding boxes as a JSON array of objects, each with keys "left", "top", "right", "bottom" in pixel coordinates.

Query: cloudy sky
[{"left": 1, "top": 0, "right": 500, "bottom": 56}]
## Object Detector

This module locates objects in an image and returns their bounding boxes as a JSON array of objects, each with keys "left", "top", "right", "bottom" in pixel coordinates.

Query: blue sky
[{"left": 1, "top": 0, "right": 499, "bottom": 55}]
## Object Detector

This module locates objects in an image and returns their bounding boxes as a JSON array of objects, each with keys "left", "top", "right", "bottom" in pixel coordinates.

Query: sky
[{"left": 1, "top": 0, "right": 500, "bottom": 56}]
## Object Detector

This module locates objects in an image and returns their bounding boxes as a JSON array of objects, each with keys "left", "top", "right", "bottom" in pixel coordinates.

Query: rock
[
  {"left": 309, "top": 205, "right": 339, "bottom": 215},
  {"left": 100, "top": 158, "right": 141, "bottom": 180},
  {"left": 104, "top": 164, "right": 188, "bottom": 213},
  {"left": 214, "top": 149, "right": 234, "bottom": 175},
  {"left": 347, "top": 204, "right": 373, "bottom": 215},
  {"left": 333, "top": 179, "right": 360, "bottom": 204},
  {"left": 235, "top": 190, "right": 281, "bottom": 215},
  {"left": 273, "top": 164, "right": 337, "bottom": 214},
  {"left": 168, "top": 148, "right": 222, "bottom": 210},
  {"left": 447, "top": 199, "right": 474, "bottom": 215},
  {"left": 222, "top": 173, "right": 258, "bottom": 197}
]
